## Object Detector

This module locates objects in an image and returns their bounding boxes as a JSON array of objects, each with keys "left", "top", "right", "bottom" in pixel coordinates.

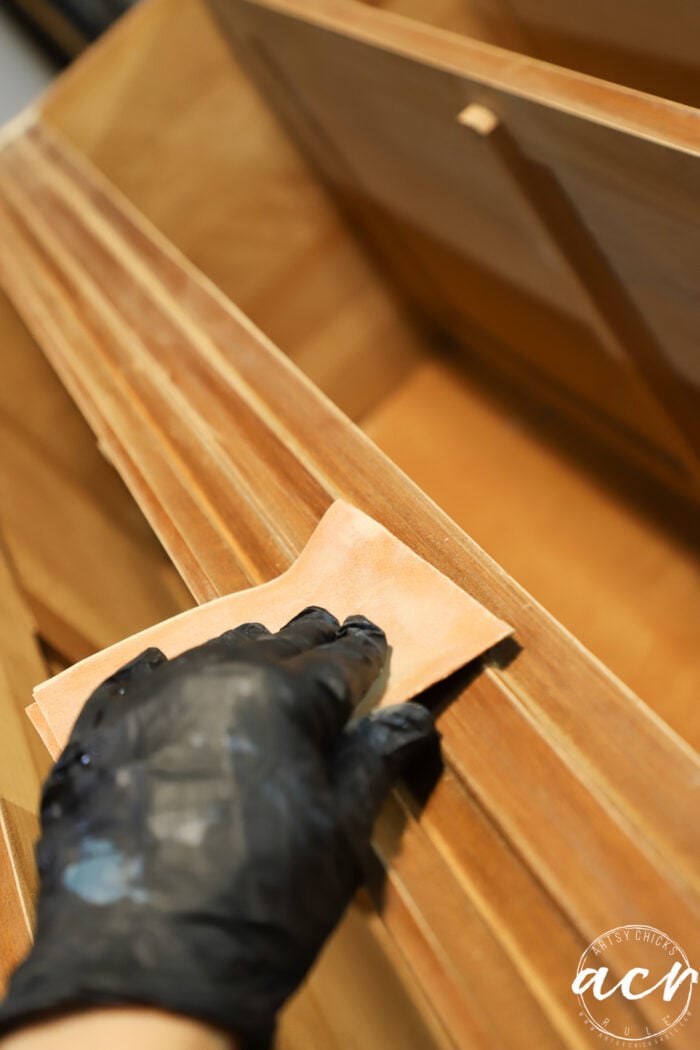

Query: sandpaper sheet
[{"left": 28, "top": 501, "right": 513, "bottom": 758}]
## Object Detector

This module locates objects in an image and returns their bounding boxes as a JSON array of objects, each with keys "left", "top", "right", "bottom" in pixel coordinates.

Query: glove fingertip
[
  {"left": 352, "top": 702, "right": 438, "bottom": 779},
  {"left": 369, "top": 701, "right": 435, "bottom": 741},
  {"left": 109, "top": 646, "right": 168, "bottom": 683},
  {"left": 284, "top": 605, "right": 340, "bottom": 628},
  {"left": 69, "top": 647, "right": 169, "bottom": 740},
  {"left": 341, "top": 614, "right": 386, "bottom": 641}
]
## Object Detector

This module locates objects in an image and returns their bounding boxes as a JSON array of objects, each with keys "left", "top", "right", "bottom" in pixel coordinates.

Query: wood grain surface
[
  {"left": 211, "top": 0, "right": 700, "bottom": 496},
  {"left": 0, "top": 800, "right": 38, "bottom": 997},
  {"left": 36, "top": 0, "right": 700, "bottom": 501},
  {"left": 39, "top": 0, "right": 426, "bottom": 424},
  {"left": 0, "top": 290, "right": 193, "bottom": 663},
  {"left": 364, "top": 356, "right": 700, "bottom": 749},
  {"left": 0, "top": 541, "right": 49, "bottom": 813},
  {"left": 0, "top": 118, "right": 697, "bottom": 1047},
  {"left": 361, "top": 0, "right": 700, "bottom": 107}
]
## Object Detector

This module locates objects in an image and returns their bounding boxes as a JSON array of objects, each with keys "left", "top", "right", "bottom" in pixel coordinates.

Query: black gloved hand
[{"left": 0, "top": 606, "right": 437, "bottom": 1048}]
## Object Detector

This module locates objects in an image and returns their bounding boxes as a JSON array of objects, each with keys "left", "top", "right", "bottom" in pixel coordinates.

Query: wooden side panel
[
  {"left": 358, "top": 0, "right": 530, "bottom": 51},
  {"left": 0, "top": 291, "right": 193, "bottom": 662},
  {"left": 0, "top": 121, "right": 698, "bottom": 1047},
  {"left": 488, "top": 0, "right": 700, "bottom": 107},
  {"left": 0, "top": 416, "right": 193, "bottom": 662},
  {"left": 0, "top": 288, "right": 165, "bottom": 538},
  {"left": 361, "top": 0, "right": 700, "bottom": 107},
  {"left": 0, "top": 801, "right": 38, "bottom": 996},
  {"left": 0, "top": 541, "right": 50, "bottom": 812},
  {"left": 212, "top": 0, "right": 700, "bottom": 495}
]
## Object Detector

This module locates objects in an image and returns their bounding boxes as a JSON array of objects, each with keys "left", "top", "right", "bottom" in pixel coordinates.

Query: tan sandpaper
[{"left": 28, "top": 501, "right": 513, "bottom": 759}]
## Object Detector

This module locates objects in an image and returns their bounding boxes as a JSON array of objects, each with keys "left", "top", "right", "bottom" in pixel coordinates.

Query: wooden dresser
[{"left": 0, "top": 2, "right": 698, "bottom": 1046}]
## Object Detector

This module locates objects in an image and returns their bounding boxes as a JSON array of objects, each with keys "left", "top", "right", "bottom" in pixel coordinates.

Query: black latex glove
[{"left": 0, "top": 606, "right": 437, "bottom": 1048}]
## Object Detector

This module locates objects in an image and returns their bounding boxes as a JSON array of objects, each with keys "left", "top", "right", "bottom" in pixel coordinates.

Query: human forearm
[{"left": 0, "top": 1007, "right": 237, "bottom": 1050}]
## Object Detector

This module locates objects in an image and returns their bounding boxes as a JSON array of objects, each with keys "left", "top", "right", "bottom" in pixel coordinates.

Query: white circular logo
[{"left": 572, "top": 925, "right": 697, "bottom": 1045}]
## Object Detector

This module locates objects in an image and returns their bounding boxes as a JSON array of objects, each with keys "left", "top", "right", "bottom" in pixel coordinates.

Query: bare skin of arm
[{"left": 0, "top": 1008, "right": 237, "bottom": 1049}]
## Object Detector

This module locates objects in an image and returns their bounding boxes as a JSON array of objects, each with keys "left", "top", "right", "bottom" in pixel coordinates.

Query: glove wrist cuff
[{"left": 0, "top": 938, "right": 275, "bottom": 1050}]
